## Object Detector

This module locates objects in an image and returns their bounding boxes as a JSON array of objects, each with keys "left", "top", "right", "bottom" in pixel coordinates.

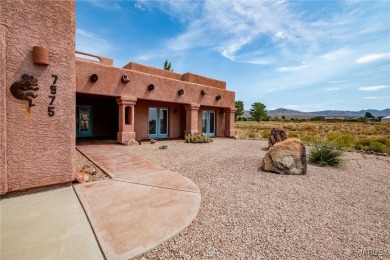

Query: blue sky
[{"left": 76, "top": 0, "right": 390, "bottom": 111}]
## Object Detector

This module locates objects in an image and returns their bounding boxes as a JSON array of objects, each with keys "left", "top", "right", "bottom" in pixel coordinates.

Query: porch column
[
  {"left": 225, "top": 108, "right": 236, "bottom": 137},
  {"left": 116, "top": 97, "right": 137, "bottom": 143},
  {"left": 184, "top": 104, "right": 200, "bottom": 135}
]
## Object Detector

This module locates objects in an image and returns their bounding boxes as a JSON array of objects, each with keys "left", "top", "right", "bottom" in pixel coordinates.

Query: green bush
[
  {"left": 185, "top": 133, "right": 213, "bottom": 143},
  {"left": 354, "top": 144, "right": 365, "bottom": 151},
  {"left": 327, "top": 132, "right": 355, "bottom": 148},
  {"left": 262, "top": 129, "right": 270, "bottom": 139},
  {"left": 369, "top": 142, "right": 386, "bottom": 153},
  {"left": 309, "top": 140, "right": 343, "bottom": 167}
]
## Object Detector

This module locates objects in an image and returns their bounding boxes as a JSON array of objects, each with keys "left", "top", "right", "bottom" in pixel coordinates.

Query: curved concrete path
[{"left": 75, "top": 145, "right": 201, "bottom": 260}]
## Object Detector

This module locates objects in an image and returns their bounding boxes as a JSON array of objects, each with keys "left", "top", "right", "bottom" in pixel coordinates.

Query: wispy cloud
[
  {"left": 356, "top": 53, "right": 390, "bottom": 64},
  {"left": 86, "top": 0, "right": 122, "bottom": 10},
  {"left": 276, "top": 65, "right": 307, "bottom": 72},
  {"left": 358, "top": 85, "right": 389, "bottom": 91},
  {"left": 363, "top": 96, "right": 390, "bottom": 99},
  {"left": 325, "top": 87, "right": 340, "bottom": 91},
  {"left": 76, "top": 28, "right": 112, "bottom": 55}
]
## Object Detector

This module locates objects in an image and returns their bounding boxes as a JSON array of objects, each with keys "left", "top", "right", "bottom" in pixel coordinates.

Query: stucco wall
[
  {"left": 76, "top": 60, "right": 235, "bottom": 109},
  {"left": 1, "top": 0, "right": 75, "bottom": 194}
]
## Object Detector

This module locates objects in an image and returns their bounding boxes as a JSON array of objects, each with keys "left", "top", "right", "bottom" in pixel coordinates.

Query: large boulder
[
  {"left": 268, "top": 128, "right": 288, "bottom": 149},
  {"left": 262, "top": 138, "right": 307, "bottom": 175}
]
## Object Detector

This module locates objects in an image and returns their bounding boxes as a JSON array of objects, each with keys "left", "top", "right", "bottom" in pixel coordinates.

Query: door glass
[
  {"left": 160, "top": 109, "right": 168, "bottom": 135},
  {"left": 202, "top": 111, "right": 207, "bottom": 134},
  {"left": 209, "top": 111, "right": 215, "bottom": 134},
  {"left": 148, "top": 108, "right": 157, "bottom": 135},
  {"left": 79, "top": 107, "right": 90, "bottom": 132}
]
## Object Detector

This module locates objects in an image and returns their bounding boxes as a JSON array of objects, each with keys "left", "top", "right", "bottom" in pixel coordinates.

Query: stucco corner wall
[{"left": 1, "top": 0, "right": 76, "bottom": 194}]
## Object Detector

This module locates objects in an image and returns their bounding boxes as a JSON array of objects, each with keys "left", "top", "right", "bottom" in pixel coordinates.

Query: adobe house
[{"left": 0, "top": 0, "right": 236, "bottom": 195}]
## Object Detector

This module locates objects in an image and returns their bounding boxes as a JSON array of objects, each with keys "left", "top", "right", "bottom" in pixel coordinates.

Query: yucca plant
[{"left": 309, "top": 139, "right": 342, "bottom": 167}]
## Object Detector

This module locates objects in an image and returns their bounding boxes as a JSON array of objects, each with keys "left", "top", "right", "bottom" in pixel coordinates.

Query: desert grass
[{"left": 236, "top": 121, "right": 390, "bottom": 153}]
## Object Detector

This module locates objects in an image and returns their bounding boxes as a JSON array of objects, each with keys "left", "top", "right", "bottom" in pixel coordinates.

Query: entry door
[
  {"left": 76, "top": 106, "right": 93, "bottom": 137},
  {"left": 202, "top": 110, "right": 215, "bottom": 137},
  {"left": 148, "top": 107, "right": 168, "bottom": 139}
]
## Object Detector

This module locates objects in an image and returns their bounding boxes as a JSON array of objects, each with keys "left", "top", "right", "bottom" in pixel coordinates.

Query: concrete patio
[{"left": 1, "top": 144, "right": 201, "bottom": 260}]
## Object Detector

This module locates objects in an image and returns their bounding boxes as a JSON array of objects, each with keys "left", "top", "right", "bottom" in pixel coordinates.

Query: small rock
[
  {"left": 122, "top": 139, "right": 139, "bottom": 146},
  {"left": 150, "top": 139, "right": 157, "bottom": 144},
  {"left": 159, "top": 145, "right": 168, "bottom": 149},
  {"left": 262, "top": 138, "right": 307, "bottom": 175},
  {"left": 268, "top": 128, "right": 288, "bottom": 149},
  {"left": 89, "top": 165, "right": 96, "bottom": 175},
  {"left": 75, "top": 172, "right": 90, "bottom": 183}
]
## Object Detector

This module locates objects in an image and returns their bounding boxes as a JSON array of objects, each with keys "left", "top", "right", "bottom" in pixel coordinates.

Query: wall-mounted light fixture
[
  {"left": 148, "top": 84, "right": 155, "bottom": 91},
  {"left": 32, "top": 46, "right": 49, "bottom": 65},
  {"left": 90, "top": 74, "right": 99, "bottom": 82},
  {"left": 178, "top": 89, "right": 184, "bottom": 95},
  {"left": 216, "top": 95, "right": 222, "bottom": 101},
  {"left": 122, "top": 75, "right": 130, "bottom": 83},
  {"left": 201, "top": 90, "right": 207, "bottom": 95}
]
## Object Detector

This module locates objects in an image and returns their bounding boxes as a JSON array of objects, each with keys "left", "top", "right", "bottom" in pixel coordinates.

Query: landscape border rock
[{"left": 262, "top": 138, "right": 307, "bottom": 175}]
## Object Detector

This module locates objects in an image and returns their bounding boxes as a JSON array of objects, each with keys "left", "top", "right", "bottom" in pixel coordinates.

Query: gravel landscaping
[{"left": 100, "top": 139, "right": 389, "bottom": 259}]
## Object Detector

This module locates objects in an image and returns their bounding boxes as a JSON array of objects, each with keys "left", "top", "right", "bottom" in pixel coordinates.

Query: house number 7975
[{"left": 48, "top": 74, "right": 58, "bottom": 116}]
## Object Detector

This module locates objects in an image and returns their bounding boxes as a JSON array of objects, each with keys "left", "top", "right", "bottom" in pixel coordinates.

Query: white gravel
[{"left": 114, "top": 138, "right": 389, "bottom": 259}]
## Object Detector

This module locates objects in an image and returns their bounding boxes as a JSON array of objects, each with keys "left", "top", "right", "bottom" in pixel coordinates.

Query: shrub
[
  {"left": 309, "top": 140, "right": 343, "bottom": 167},
  {"left": 326, "top": 132, "right": 355, "bottom": 148},
  {"left": 185, "top": 133, "right": 213, "bottom": 143},
  {"left": 354, "top": 144, "right": 365, "bottom": 151},
  {"left": 369, "top": 142, "right": 386, "bottom": 153},
  {"left": 262, "top": 129, "right": 271, "bottom": 139}
]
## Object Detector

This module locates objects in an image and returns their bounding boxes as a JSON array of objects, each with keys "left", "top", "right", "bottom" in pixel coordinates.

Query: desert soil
[{"left": 85, "top": 138, "right": 390, "bottom": 259}]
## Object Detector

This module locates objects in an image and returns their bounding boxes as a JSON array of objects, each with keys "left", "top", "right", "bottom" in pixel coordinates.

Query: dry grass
[{"left": 236, "top": 121, "right": 390, "bottom": 153}]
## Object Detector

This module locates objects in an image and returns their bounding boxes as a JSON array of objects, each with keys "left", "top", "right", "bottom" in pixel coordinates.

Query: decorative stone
[
  {"left": 268, "top": 128, "right": 288, "bottom": 149},
  {"left": 75, "top": 172, "right": 90, "bottom": 183},
  {"left": 150, "top": 139, "right": 157, "bottom": 144},
  {"left": 159, "top": 145, "right": 168, "bottom": 149},
  {"left": 122, "top": 139, "right": 138, "bottom": 146},
  {"left": 262, "top": 138, "right": 307, "bottom": 175}
]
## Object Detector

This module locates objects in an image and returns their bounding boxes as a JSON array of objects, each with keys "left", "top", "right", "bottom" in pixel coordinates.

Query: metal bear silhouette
[{"left": 10, "top": 74, "right": 39, "bottom": 107}]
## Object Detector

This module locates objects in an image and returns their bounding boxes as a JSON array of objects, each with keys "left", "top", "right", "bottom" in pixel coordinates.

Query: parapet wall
[{"left": 123, "top": 62, "right": 226, "bottom": 89}]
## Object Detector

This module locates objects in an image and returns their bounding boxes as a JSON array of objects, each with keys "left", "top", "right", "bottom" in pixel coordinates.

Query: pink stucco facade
[
  {"left": 76, "top": 59, "right": 236, "bottom": 142},
  {"left": 1, "top": 0, "right": 76, "bottom": 195},
  {"left": 1, "top": 0, "right": 235, "bottom": 195}
]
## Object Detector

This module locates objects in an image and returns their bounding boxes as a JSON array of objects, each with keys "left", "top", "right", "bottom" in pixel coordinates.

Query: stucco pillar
[
  {"left": 184, "top": 104, "right": 200, "bottom": 135},
  {"left": 225, "top": 108, "right": 237, "bottom": 137},
  {"left": 117, "top": 97, "right": 137, "bottom": 143}
]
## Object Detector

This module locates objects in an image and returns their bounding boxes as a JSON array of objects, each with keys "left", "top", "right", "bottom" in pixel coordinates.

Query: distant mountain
[{"left": 241, "top": 108, "right": 390, "bottom": 118}]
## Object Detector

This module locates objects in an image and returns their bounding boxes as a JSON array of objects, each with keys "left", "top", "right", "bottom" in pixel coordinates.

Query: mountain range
[{"left": 243, "top": 108, "right": 390, "bottom": 118}]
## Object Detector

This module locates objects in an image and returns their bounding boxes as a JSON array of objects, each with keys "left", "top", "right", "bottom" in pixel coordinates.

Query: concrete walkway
[
  {"left": 1, "top": 186, "right": 104, "bottom": 260},
  {"left": 1, "top": 145, "right": 201, "bottom": 260}
]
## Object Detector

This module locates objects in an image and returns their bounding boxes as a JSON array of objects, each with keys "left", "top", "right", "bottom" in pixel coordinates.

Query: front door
[
  {"left": 148, "top": 107, "right": 168, "bottom": 139},
  {"left": 202, "top": 110, "right": 215, "bottom": 137},
  {"left": 76, "top": 105, "right": 93, "bottom": 137}
]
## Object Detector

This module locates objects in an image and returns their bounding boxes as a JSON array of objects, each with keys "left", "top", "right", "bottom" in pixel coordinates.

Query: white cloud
[
  {"left": 86, "top": 0, "right": 122, "bottom": 10},
  {"left": 76, "top": 28, "right": 112, "bottom": 56},
  {"left": 319, "top": 48, "right": 352, "bottom": 61},
  {"left": 325, "top": 88, "right": 340, "bottom": 91},
  {"left": 358, "top": 85, "right": 389, "bottom": 91},
  {"left": 276, "top": 65, "right": 307, "bottom": 72},
  {"left": 356, "top": 53, "right": 390, "bottom": 64},
  {"left": 275, "top": 31, "right": 285, "bottom": 39},
  {"left": 363, "top": 96, "right": 390, "bottom": 99}
]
